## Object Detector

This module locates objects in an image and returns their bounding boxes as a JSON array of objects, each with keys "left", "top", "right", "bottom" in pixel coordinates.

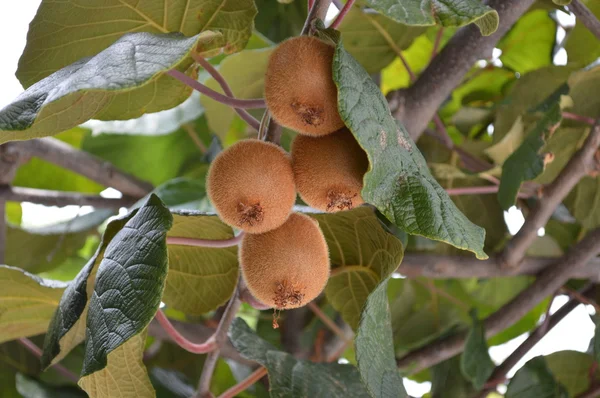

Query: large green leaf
[
  {"left": 460, "top": 310, "right": 494, "bottom": 390},
  {"left": 0, "top": 266, "right": 66, "bottom": 343},
  {"left": 546, "top": 351, "right": 598, "bottom": 397},
  {"left": 79, "top": 331, "right": 154, "bottom": 398},
  {"left": 356, "top": 280, "right": 407, "bottom": 398},
  {"left": 338, "top": 8, "right": 425, "bottom": 74},
  {"left": 498, "top": 10, "right": 555, "bottom": 74},
  {"left": 82, "top": 194, "right": 172, "bottom": 375},
  {"left": 163, "top": 212, "right": 238, "bottom": 315},
  {"left": 312, "top": 207, "right": 403, "bottom": 330},
  {"left": 362, "top": 0, "right": 499, "bottom": 35},
  {"left": 332, "top": 40, "right": 487, "bottom": 259},
  {"left": 564, "top": 0, "right": 600, "bottom": 66},
  {"left": 0, "top": 32, "right": 213, "bottom": 144},
  {"left": 565, "top": 176, "right": 600, "bottom": 230},
  {"left": 506, "top": 356, "right": 568, "bottom": 398},
  {"left": 17, "top": 0, "right": 257, "bottom": 87},
  {"left": 230, "top": 318, "right": 371, "bottom": 398},
  {"left": 42, "top": 210, "right": 138, "bottom": 368},
  {"left": 431, "top": 357, "right": 476, "bottom": 398}
]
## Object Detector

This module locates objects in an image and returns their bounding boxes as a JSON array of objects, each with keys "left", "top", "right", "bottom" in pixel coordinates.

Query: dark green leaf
[
  {"left": 506, "top": 356, "right": 568, "bottom": 398},
  {"left": 230, "top": 318, "right": 371, "bottom": 398},
  {"left": 254, "top": 0, "right": 307, "bottom": 42},
  {"left": 362, "top": 0, "right": 499, "bottom": 35},
  {"left": 498, "top": 103, "right": 562, "bottom": 209},
  {"left": 15, "top": 373, "right": 86, "bottom": 398},
  {"left": 82, "top": 194, "right": 172, "bottom": 375},
  {"left": 356, "top": 280, "right": 407, "bottom": 398},
  {"left": 332, "top": 40, "right": 487, "bottom": 259},
  {"left": 460, "top": 310, "right": 494, "bottom": 390},
  {"left": 546, "top": 351, "right": 597, "bottom": 397},
  {"left": 431, "top": 357, "right": 476, "bottom": 398},
  {"left": 0, "top": 32, "right": 211, "bottom": 144}
]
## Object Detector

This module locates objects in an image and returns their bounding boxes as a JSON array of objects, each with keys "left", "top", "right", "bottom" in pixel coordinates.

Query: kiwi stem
[
  {"left": 445, "top": 185, "right": 529, "bottom": 198},
  {"left": 154, "top": 310, "right": 218, "bottom": 354},
  {"left": 562, "top": 112, "right": 596, "bottom": 126},
  {"left": 166, "top": 232, "right": 244, "bottom": 248},
  {"left": 307, "top": 301, "right": 353, "bottom": 344},
  {"left": 330, "top": 0, "right": 355, "bottom": 29},
  {"left": 166, "top": 69, "right": 261, "bottom": 131},
  {"left": 218, "top": 367, "right": 268, "bottom": 398}
]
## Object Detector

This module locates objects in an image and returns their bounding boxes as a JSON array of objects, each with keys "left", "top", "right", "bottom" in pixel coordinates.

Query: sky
[{"left": 0, "top": 2, "right": 595, "bottom": 396}]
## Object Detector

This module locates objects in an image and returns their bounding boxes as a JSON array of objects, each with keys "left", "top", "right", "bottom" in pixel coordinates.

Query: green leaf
[
  {"left": 42, "top": 210, "right": 138, "bottom": 368},
  {"left": 163, "top": 212, "right": 238, "bottom": 315},
  {"left": 201, "top": 48, "right": 272, "bottom": 140},
  {"left": 17, "top": 0, "right": 257, "bottom": 87},
  {"left": 356, "top": 280, "right": 407, "bottom": 398},
  {"left": 565, "top": 176, "right": 600, "bottom": 230},
  {"left": 568, "top": 65, "right": 600, "bottom": 120},
  {"left": 230, "top": 318, "right": 371, "bottom": 398},
  {"left": 506, "top": 356, "right": 568, "bottom": 398},
  {"left": 332, "top": 40, "right": 487, "bottom": 259},
  {"left": 82, "top": 194, "right": 172, "bottom": 375},
  {"left": 460, "top": 310, "right": 494, "bottom": 390},
  {"left": 498, "top": 103, "right": 562, "bottom": 209},
  {"left": 498, "top": 10, "right": 555, "bottom": 74},
  {"left": 594, "top": 316, "right": 600, "bottom": 364},
  {"left": 0, "top": 266, "right": 66, "bottom": 343},
  {"left": 431, "top": 357, "right": 476, "bottom": 398},
  {"left": 15, "top": 373, "right": 86, "bottom": 398},
  {"left": 380, "top": 35, "right": 434, "bottom": 94},
  {"left": 338, "top": 8, "right": 425, "bottom": 74},
  {"left": 79, "top": 331, "right": 154, "bottom": 397},
  {"left": 311, "top": 207, "right": 403, "bottom": 330},
  {"left": 254, "top": 0, "right": 307, "bottom": 43},
  {"left": 564, "top": 0, "right": 600, "bottom": 66},
  {"left": 0, "top": 32, "right": 213, "bottom": 144},
  {"left": 536, "top": 127, "right": 587, "bottom": 185},
  {"left": 546, "top": 351, "right": 597, "bottom": 397},
  {"left": 362, "top": 0, "right": 499, "bottom": 35}
]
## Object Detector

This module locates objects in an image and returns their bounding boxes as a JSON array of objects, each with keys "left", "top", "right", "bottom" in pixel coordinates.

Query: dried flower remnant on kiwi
[
  {"left": 326, "top": 189, "right": 358, "bottom": 211},
  {"left": 206, "top": 140, "right": 296, "bottom": 233},
  {"left": 264, "top": 36, "right": 345, "bottom": 136}
]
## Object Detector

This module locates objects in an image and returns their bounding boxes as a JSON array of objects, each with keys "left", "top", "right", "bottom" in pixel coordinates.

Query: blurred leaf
[
  {"left": 506, "top": 356, "right": 568, "bottom": 398},
  {"left": 565, "top": 176, "right": 600, "bottom": 229},
  {"left": 5, "top": 202, "right": 21, "bottom": 226},
  {"left": 499, "top": 10, "right": 555, "bottom": 74},
  {"left": 16, "top": 373, "right": 86, "bottom": 398},
  {"left": 356, "top": 279, "right": 407, "bottom": 398},
  {"left": 312, "top": 207, "right": 403, "bottom": 330},
  {"left": 568, "top": 65, "right": 600, "bottom": 120},
  {"left": 381, "top": 35, "right": 434, "bottom": 94},
  {"left": 0, "top": 266, "right": 66, "bottom": 343},
  {"left": 254, "top": 0, "right": 307, "bottom": 43},
  {"left": 544, "top": 219, "right": 581, "bottom": 252},
  {"left": 150, "top": 368, "right": 195, "bottom": 398},
  {"left": 545, "top": 351, "right": 597, "bottom": 397},
  {"left": 333, "top": 40, "right": 487, "bottom": 259},
  {"left": 594, "top": 316, "right": 600, "bottom": 363},
  {"left": 362, "top": 0, "right": 499, "bottom": 35},
  {"left": 201, "top": 48, "right": 272, "bottom": 141},
  {"left": 564, "top": 0, "right": 600, "bottom": 66},
  {"left": 338, "top": 8, "right": 425, "bottom": 74},
  {"left": 163, "top": 212, "right": 238, "bottom": 315},
  {"left": 17, "top": 0, "right": 257, "bottom": 87},
  {"left": 431, "top": 357, "right": 475, "bottom": 398},
  {"left": 526, "top": 235, "right": 563, "bottom": 257},
  {"left": 82, "top": 195, "right": 172, "bottom": 375},
  {"left": 230, "top": 318, "right": 371, "bottom": 397},
  {"left": 460, "top": 310, "right": 494, "bottom": 390},
  {"left": 1, "top": 32, "right": 214, "bottom": 144},
  {"left": 149, "top": 177, "right": 208, "bottom": 210},
  {"left": 79, "top": 331, "right": 154, "bottom": 397},
  {"left": 536, "top": 127, "right": 587, "bottom": 184},
  {"left": 485, "top": 117, "right": 526, "bottom": 165}
]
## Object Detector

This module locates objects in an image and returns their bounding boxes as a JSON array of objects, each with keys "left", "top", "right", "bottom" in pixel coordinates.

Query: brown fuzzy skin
[
  {"left": 265, "top": 36, "right": 345, "bottom": 136},
  {"left": 207, "top": 139, "right": 296, "bottom": 234},
  {"left": 292, "top": 128, "right": 369, "bottom": 212},
  {"left": 240, "top": 213, "right": 330, "bottom": 310}
]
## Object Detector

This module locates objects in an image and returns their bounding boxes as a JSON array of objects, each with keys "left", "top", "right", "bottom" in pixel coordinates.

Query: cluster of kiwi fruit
[{"left": 207, "top": 36, "right": 369, "bottom": 325}]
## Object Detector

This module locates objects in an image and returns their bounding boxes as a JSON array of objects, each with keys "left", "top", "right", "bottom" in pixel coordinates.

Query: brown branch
[
  {"left": 13, "top": 138, "right": 153, "bottom": 197},
  {"left": 570, "top": 0, "right": 600, "bottom": 41},
  {"left": 0, "top": 185, "right": 136, "bottom": 208},
  {"left": 499, "top": 120, "right": 600, "bottom": 268},
  {"left": 396, "top": 228, "right": 600, "bottom": 373},
  {"left": 302, "top": 0, "right": 332, "bottom": 35},
  {"left": 388, "top": 0, "right": 535, "bottom": 140},
  {"left": 577, "top": 384, "right": 600, "bottom": 398}
]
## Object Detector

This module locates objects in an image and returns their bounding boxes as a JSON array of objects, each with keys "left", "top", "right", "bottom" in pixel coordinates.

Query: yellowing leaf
[{"left": 485, "top": 116, "right": 525, "bottom": 165}]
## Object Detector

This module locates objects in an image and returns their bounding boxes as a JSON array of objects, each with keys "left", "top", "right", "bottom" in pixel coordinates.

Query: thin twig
[
  {"left": 166, "top": 70, "right": 261, "bottom": 131},
  {"left": 196, "top": 287, "right": 242, "bottom": 398},
  {"left": 432, "top": 115, "right": 455, "bottom": 149},
  {"left": 432, "top": 27, "right": 445, "bottom": 59},
  {"left": 183, "top": 123, "right": 207, "bottom": 154},
  {"left": 396, "top": 228, "right": 600, "bottom": 373},
  {"left": 218, "top": 367, "right": 268, "bottom": 398},
  {"left": 562, "top": 286, "right": 600, "bottom": 313},
  {"left": 18, "top": 338, "right": 79, "bottom": 383},
  {"left": 13, "top": 138, "right": 153, "bottom": 197},
  {"left": 563, "top": 111, "right": 597, "bottom": 126},
  {"left": 154, "top": 310, "right": 217, "bottom": 354},
  {"left": 0, "top": 185, "right": 136, "bottom": 208},
  {"left": 499, "top": 120, "right": 600, "bottom": 268},
  {"left": 166, "top": 233, "right": 244, "bottom": 248},
  {"left": 307, "top": 302, "right": 352, "bottom": 344},
  {"left": 570, "top": 0, "right": 600, "bottom": 41},
  {"left": 445, "top": 185, "right": 529, "bottom": 198},
  {"left": 330, "top": 0, "right": 355, "bottom": 29}
]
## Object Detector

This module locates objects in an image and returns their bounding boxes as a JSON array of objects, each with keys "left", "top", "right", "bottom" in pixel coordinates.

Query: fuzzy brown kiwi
[
  {"left": 264, "top": 36, "right": 345, "bottom": 137},
  {"left": 292, "top": 128, "right": 369, "bottom": 212},
  {"left": 240, "top": 213, "right": 330, "bottom": 311},
  {"left": 207, "top": 139, "right": 296, "bottom": 234}
]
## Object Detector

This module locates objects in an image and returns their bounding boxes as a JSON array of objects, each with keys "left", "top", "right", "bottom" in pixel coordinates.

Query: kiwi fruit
[
  {"left": 264, "top": 36, "right": 345, "bottom": 136},
  {"left": 292, "top": 128, "right": 369, "bottom": 212},
  {"left": 240, "top": 213, "right": 330, "bottom": 311},
  {"left": 207, "top": 139, "right": 296, "bottom": 233}
]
